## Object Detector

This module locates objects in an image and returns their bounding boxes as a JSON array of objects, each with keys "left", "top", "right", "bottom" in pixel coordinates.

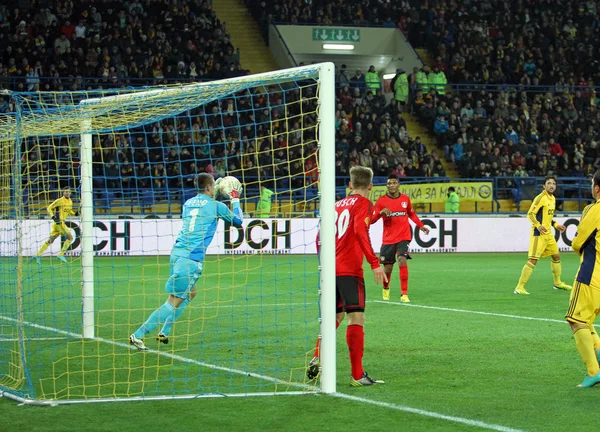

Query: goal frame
[{"left": 1, "top": 62, "right": 337, "bottom": 404}]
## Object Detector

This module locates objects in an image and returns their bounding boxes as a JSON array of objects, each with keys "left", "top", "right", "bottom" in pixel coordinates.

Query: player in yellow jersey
[
  {"left": 565, "top": 170, "right": 600, "bottom": 387},
  {"left": 514, "top": 176, "right": 572, "bottom": 294},
  {"left": 33, "top": 186, "right": 77, "bottom": 263}
]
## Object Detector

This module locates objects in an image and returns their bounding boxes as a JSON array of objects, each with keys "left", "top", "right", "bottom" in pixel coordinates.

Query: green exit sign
[{"left": 312, "top": 28, "right": 361, "bottom": 42}]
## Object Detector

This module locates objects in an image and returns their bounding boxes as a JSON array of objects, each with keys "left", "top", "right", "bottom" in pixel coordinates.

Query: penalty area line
[
  {"left": 0, "top": 316, "right": 526, "bottom": 430},
  {"left": 334, "top": 393, "right": 525, "bottom": 432},
  {"left": 373, "top": 300, "right": 566, "bottom": 324}
]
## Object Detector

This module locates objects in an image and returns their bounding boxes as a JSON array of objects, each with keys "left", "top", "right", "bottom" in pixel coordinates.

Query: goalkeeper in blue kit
[{"left": 130, "top": 173, "right": 243, "bottom": 351}]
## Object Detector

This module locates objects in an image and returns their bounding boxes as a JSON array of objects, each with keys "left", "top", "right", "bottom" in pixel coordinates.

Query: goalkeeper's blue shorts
[{"left": 164, "top": 255, "right": 203, "bottom": 299}]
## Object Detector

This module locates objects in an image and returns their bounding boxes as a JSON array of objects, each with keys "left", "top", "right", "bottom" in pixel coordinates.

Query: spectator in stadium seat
[{"left": 350, "top": 70, "right": 366, "bottom": 94}]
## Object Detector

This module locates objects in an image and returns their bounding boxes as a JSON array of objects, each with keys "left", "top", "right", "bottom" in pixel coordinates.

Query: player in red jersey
[
  {"left": 371, "top": 173, "right": 430, "bottom": 302},
  {"left": 307, "top": 166, "right": 387, "bottom": 386}
]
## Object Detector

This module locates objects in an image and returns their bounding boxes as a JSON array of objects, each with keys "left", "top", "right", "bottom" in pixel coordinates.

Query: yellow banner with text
[{"left": 346, "top": 182, "right": 493, "bottom": 204}]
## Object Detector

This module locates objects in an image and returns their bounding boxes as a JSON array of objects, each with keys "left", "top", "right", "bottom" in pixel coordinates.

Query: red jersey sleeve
[
  {"left": 355, "top": 199, "right": 380, "bottom": 269},
  {"left": 370, "top": 197, "right": 384, "bottom": 224},
  {"left": 407, "top": 197, "right": 424, "bottom": 228}
]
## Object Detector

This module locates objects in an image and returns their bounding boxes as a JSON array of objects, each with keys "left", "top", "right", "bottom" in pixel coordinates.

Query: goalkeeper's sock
[
  {"left": 313, "top": 320, "right": 339, "bottom": 358},
  {"left": 400, "top": 264, "right": 409, "bottom": 295},
  {"left": 551, "top": 259, "right": 562, "bottom": 285},
  {"left": 160, "top": 298, "right": 190, "bottom": 337},
  {"left": 134, "top": 301, "right": 175, "bottom": 339},
  {"left": 346, "top": 324, "right": 364, "bottom": 380},
  {"left": 517, "top": 262, "right": 535, "bottom": 288},
  {"left": 36, "top": 241, "right": 50, "bottom": 257},
  {"left": 574, "top": 328, "right": 600, "bottom": 376},
  {"left": 59, "top": 239, "right": 72, "bottom": 256}
]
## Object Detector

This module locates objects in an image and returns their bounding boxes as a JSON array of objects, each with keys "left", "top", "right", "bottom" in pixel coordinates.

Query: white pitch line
[
  {"left": 373, "top": 300, "right": 567, "bottom": 324},
  {"left": 28, "top": 300, "right": 568, "bottom": 327},
  {"left": 0, "top": 314, "right": 526, "bottom": 431},
  {"left": 0, "top": 337, "right": 67, "bottom": 342},
  {"left": 335, "top": 393, "right": 525, "bottom": 432},
  {"left": 0, "top": 315, "right": 315, "bottom": 392}
]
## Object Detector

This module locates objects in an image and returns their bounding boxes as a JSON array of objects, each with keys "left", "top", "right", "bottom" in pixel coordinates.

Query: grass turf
[{"left": 2, "top": 252, "right": 600, "bottom": 431}]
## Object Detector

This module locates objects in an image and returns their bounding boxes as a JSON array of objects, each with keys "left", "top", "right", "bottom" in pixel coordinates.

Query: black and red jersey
[{"left": 371, "top": 194, "right": 424, "bottom": 244}]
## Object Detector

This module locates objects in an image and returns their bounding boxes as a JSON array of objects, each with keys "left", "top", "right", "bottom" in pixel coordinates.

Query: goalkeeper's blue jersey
[{"left": 172, "top": 194, "right": 243, "bottom": 262}]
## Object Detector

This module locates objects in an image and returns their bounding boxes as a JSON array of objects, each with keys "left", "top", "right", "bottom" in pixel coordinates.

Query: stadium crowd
[
  {"left": 0, "top": 0, "right": 246, "bottom": 94},
  {"left": 9, "top": 0, "right": 600, "bottom": 192},
  {"left": 247, "top": 0, "right": 600, "bottom": 183}
]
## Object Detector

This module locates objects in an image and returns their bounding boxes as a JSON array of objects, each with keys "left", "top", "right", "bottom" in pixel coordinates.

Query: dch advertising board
[{"left": 0, "top": 217, "right": 582, "bottom": 257}]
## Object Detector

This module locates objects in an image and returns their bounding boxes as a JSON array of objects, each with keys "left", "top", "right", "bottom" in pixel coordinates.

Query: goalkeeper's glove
[
  {"left": 222, "top": 182, "right": 243, "bottom": 203},
  {"left": 52, "top": 216, "right": 61, "bottom": 224}
]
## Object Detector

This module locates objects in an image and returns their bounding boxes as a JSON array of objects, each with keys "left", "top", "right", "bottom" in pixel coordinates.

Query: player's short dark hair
[
  {"left": 387, "top": 173, "right": 399, "bottom": 182},
  {"left": 544, "top": 175, "right": 557, "bottom": 184},
  {"left": 448, "top": 186, "right": 456, "bottom": 192},
  {"left": 593, "top": 170, "right": 600, "bottom": 189},
  {"left": 63, "top": 186, "right": 71, "bottom": 190},
  {"left": 349, "top": 166, "right": 373, "bottom": 189},
  {"left": 194, "top": 173, "right": 214, "bottom": 191}
]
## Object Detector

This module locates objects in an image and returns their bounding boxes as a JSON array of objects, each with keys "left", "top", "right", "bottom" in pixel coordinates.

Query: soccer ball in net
[{"left": 216, "top": 176, "right": 242, "bottom": 197}]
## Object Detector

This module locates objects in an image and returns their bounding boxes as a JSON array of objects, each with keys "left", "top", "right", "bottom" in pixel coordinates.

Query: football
[{"left": 217, "top": 175, "right": 242, "bottom": 197}]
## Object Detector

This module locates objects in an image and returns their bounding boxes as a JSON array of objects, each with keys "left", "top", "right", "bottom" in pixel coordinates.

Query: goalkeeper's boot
[
  {"left": 306, "top": 356, "right": 320, "bottom": 381},
  {"left": 553, "top": 282, "right": 572, "bottom": 291},
  {"left": 382, "top": 288, "right": 390, "bottom": 301},
  {"left": 400, "top": 294, "right": 410, "bottom": 303},
  {"left": 157, "top": 333, "right": 169, "bottom": 345},
  {"left": 350, "top": 372, "right": 385, "bottom": 387},
  {"left": 514, "top": 286, "right": 530, "bottom": 295},
  {"left": 577, "top": 371, "right": 600, "bottom": 388},
  {"left": 129, "top": 334, "right": 149, "bottom": 351},
  {"left": 57, "top": 255, "right": 68, "bottom": 263}
]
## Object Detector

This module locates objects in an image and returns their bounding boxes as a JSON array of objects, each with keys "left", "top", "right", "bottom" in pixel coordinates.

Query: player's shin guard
[
  {"left": 346, "top": 324, "right": 365, "bottom": 380},
  {"left": 36, "top": 241, "right": 50, "bottom": 257},
  {"left": 160, "top": 298, "right": 190, "bottom": 337},
  {"left": 134, "top": 301, "right": 175, "bottom": 339},
  {"left": 59, "top": 239, "right": 72, "bottom": 256},
  {"left": 551, "top": 259, "right": 562, "bottom": 285},
  {"left": 518, "top": 262, "right": 535, "bottom": 288},
  {"left": 574, "top": 328, "right": 600, "bottom": 376},
  {"left": 399, "top": 264, "right": 409, "bottom": 295}
]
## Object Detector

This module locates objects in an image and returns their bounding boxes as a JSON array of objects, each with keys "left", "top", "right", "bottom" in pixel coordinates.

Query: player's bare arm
[
  {"left": 555, "top": 224, "right": 566, "bottom": 232},
  {"left": 419, "top": 226, "right": 430, "bottom": 234},
  {"left": 380, "top": 207, "right": 391, "bottom": 217}
]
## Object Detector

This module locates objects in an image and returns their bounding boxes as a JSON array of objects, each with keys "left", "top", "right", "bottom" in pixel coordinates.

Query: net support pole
[
  {"left": 80, "top": 118, "right": 94, "bottom": 339},
  {"left": 318, "top": 62, "right": 336, "bottom": 394}
]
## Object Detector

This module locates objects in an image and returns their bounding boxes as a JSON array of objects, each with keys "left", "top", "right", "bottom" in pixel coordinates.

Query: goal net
[{"left": 0, "top": 63, "right": 336, "bottom": 404}]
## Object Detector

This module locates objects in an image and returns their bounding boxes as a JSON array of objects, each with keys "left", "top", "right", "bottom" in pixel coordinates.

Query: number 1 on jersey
[{"left": 189, "top": 208, "right": 200, "bottom": 232}]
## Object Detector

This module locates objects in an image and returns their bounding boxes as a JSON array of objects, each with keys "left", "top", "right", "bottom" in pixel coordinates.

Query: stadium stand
[{"left": 4, "top": 0, "right": 597, "bottom": 214}]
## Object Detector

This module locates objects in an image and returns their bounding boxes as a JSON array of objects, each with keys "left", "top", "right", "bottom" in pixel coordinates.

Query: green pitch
[{"left": 2, "top": 252, "right": 600, "bottom": 431}]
